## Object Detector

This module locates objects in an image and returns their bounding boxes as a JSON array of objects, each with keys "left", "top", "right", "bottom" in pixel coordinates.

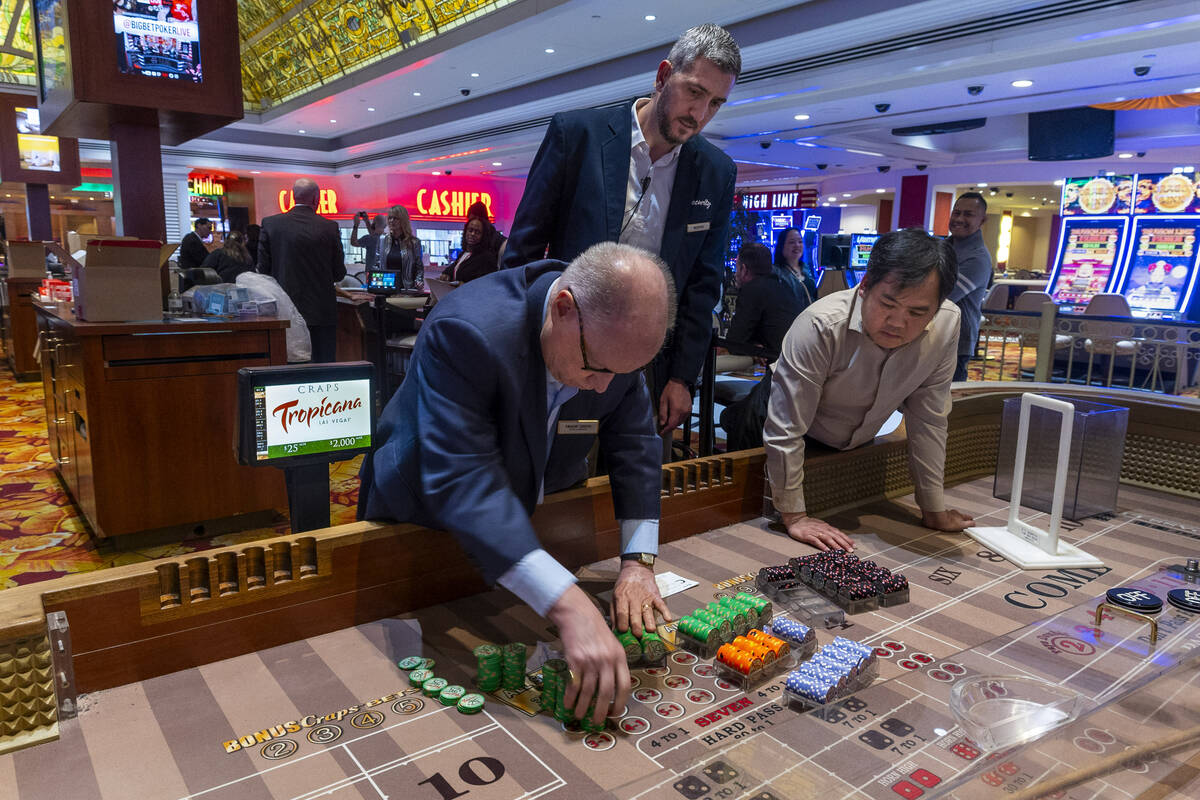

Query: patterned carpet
[{"left": 0, "top": 355, "right": 362, "bottom": 590}]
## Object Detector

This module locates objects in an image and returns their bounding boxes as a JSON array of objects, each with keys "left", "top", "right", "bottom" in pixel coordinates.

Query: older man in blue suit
[
  {"left": 502, "top": 24, "right": 741, "bottom": 442},
  {"left": 360, "top": 242, "right": 675, "bottom": 726}
]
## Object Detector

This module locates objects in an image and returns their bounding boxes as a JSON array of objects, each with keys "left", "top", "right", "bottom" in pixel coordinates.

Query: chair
[
  {"left": 982, "top": 283, "right": 1008, "bottom": 311},
  {"left": 1080, "top": 294, "right": 1137, "bottom": 385},
  {"left": 179, "top": 267, "right": 221, "bottom": 292},
  {"left": 382, "top": 294, "right": 429, "bottom": 395}
]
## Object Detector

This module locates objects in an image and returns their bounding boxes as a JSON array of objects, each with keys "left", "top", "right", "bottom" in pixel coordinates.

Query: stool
[{"left": 384, "top": 333, "right": 419, "bottom": 398}]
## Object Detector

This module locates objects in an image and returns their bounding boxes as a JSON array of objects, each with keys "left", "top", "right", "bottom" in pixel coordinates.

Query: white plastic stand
[{"left": 966, "top": 393, "right": 1105, "bottom": 570}]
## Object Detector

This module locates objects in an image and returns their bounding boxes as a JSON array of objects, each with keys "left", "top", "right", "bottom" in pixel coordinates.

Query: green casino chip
[
  {"left": 397, "top": 656, "right": 424, "bottom": 671},
  {"left": 458, "top": 693, "right": 486, "bottom": 714},
  {"left": 422, "top": 677, "right": 449, "bottom": 697},
  {"left": 408, "top": 668, "right": 434, "bottom": 687},
  {"left": 439, "top": 684, "right": 466, "bottom": 705},
  {"left": 640, "top": 631, "right": 667, "bottom": 661}
]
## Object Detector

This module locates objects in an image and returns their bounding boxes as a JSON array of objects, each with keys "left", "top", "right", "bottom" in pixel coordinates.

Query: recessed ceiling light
[
  {"left": 470, "top": 72, "right": 479, "bottom": 78},
  {"left": 492, "top": 161, "right": 502, "bottom": 166},
  {"left": 1118, "top": 152, "right": 1133, "bottom": 158},
  {"left": 1105, "top": 171, "right": 1115, "bottom": 176},
  {"left": 1172, "top": 166, "right": 1184, "bottom": 173},
  {"left": 1053, "top": 179, "right": 1064, "bottom": 186},
  {"left": 1185, "top": 86, "right": 1200, "bottom": 93},
  {"left": 842, "top": 193, "right": 852, "bottom": 197},
  {"left": 1184, "top": 166, "right": 1196, "bottom": 173},
  {"left": 822, "top": 202, "right": 830, "bottom": 206},
  {"left": 432, "top": 170, "right": 441, "bottom": 175},
  {"left": 298, "top": 129, "right": 306, "bottom": 133},
  {"left": 794, "top": 113, "right": 810, "bottom": 121},
  {"left": 875, "top": 188, "right": 885, "bottom": 193},
  {"left": 826, "top": 196, "right": 837, "bottom": 202},
  {"left": 1011, "top": 79, "right": 1033, "bottom": 88},
  {"left": 976, "top": 182, "right": 988, "bottom": 187},
  {"left": 49, "top": 195, "right": 54, "bottom": 199},
  {"left": 839, "top": 203, "right": 846, "bottom": 207},
  {"left": 329, "top": 119, "right": 336, "bottom": 123},
  {"left": 545, "top": 48, "right": 555, "bottom": 54},
  {"left": 644, "top": 15, "right": 656, "bottom": 21},
  {"left": 367, "top": 107, "right": 376, "bottom": 112},
  {"left": 250, "top": 170, "right": 262, "bottom": 174},
  {"left": 413, "top": 91, "right": 421, "bottom": 97}
]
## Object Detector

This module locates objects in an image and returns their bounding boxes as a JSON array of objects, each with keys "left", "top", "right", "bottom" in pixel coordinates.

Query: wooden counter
[
  {"left": 3, "top": 277, "right": 42, "bottom": 379},
  {"left": 35, "top": 304, "right": 291, "bottom": 540}
]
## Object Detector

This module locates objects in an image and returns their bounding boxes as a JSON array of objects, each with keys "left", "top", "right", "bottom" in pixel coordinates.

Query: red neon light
[
  {"left": 410, "top": 147, "right": 492, "bottom": 164},
  {"left": 81, "top": 167, "right": 113, "bottom": 178}
]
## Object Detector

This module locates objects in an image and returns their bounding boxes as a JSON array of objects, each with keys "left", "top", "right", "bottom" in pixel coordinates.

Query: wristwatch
[{"left": 620, "top": 552, "right": 656, "bottom": 569}]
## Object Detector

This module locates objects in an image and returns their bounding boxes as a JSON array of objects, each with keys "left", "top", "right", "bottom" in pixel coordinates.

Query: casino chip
[
  {"left": 1167, "top": 588, "right": 1200, "bottom": 613},
  {"left": 1106, "top": 587, "right": 1163, "bottom": 613},
  {"left": 397, "top": 656, "right": 428, "bottom": 671},
  {"left": 458, "top": 693, "right": 486, "bottom": 714}
]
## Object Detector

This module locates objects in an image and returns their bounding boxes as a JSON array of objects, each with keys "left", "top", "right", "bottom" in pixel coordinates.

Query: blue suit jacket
[
  {"left": 501, "top": 105, "right": 737, "bottom": 386},
  {"left": 359, "top": 262, "right": 661, "bottom": 584}
]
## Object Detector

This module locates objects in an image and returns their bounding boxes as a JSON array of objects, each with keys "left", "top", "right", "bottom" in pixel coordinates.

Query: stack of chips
[
  {"left": 791, "top": 550, "right": 908, "bottom": 609},
  {"left": 676, "top": 614, "right": 721, "bottom": 651},
  {"left": 707, "top": 602, "right": 749, "bottom": 636},
  {"left": 717, "top": 642, "right": 763, "bottom": 675},
  {"left": 734, "top": 591, "right": 772, "bottom": 624},
  {"left": 746, "top": 628, "right": 790, "bottom": 659},
  {"left": 457, "top": 693, "right": 486, "bottom": 714},
  {"left": 473, "top": 643, "right": 503, "bottom": 692},
  {"left": 640, "top": 631, "right": 668, "bottom": 662},
  {"left": 422, "top": 676, "right": 449, "bottom": 698},
  {"left": 408, "top": 668, "right": 434, "bottom": 688},
  {"left": 758, "top": 564, "right": 801, "bottom": 590},
  {"left": 541, "top": 658, "right": 570, "bottom": 721},
  {"left": 439, "top": 684, "right": 466, "bottom": 706},
  {"left": 615, "top": 630, "right": 643, "bottom": 664},
  {"left": 719, "top": 595, "right": 760, "bottom": 629},
  {"left": 785, "top": 636, "right": 876, "bottom": 706},
  {"left": 502, "top": 642, "right": 528, "bottom": 692},
  {"left": 765, "top": 617, "right": 812, "bottom": 647}
]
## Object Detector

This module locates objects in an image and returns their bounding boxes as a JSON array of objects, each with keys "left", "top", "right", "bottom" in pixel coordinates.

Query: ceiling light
[
  {"left": 413, "top": 91, "right": 421, "bottom": 97},
  {"left": 1118, "top": 152, "right": 1133, "bottom": 158},
  {"left": 470, "top": 72, "right": 479, "bottom": 78},
  {"left": 431, "top": 170, "right": 441, "bottom": 175},
  {"left": 1104, "top": 171, "right": 1115, "bottom": 176},
  {"left": 826, "top": 196, "right": 837, "bottom": 202},
  {"left": 1053, "top": 179, "right": 1064, "bottom": 186},
  {"left": 329, "top": 119, "right": 336, "bottom": 123},
  {"left": 298, "top": 129, "right": 306, "bottom": 133},
  {"left": 1185, "top": 166, "right": 1196, "bottom": 173},
  {"left": 644, "top": 15, "right": 656, "bottom": 21},
  {"left": 1011, "top": 79, "right": 1033, "bottom": 88},
  {"left": 1186, "top": 87, "right": 1200, "bottom": 93},
  {"left": 842, "top": 193, "right": 852, "bottom": 197},
  {"left": 50, "top": 195, "right": 55, "bottom": 199},
  {"left": 875, "top": 188, "right": 885, "bottom": 193},
  {"left": 367, "top": 107, "right": 376, "bottom": 112},
  {"left": 793, "top": 114, "right": 810, "bottom": 121},
  {"left": 544, "top": 48, "right": 555, "bottom": 54},
  {"left": 839, "top": 203, "right": 846, "bottom": 207},
  {"left": 822, "top": 202, "right": 830, "bottom": 206},
  {"left": 250, "top": 170, "right": 262, "bottom": 174},
  {"left": 1172, "top": 166, "right": 1184, "bottom": 173},
  {"left": 1021, "top": 211, "right": 1031, "bottom": 217},
  {"left": 492, "top": 161, "right": 502, "bottom": 166},
  {"left": 976, "top": 182, "right": 988, "bottom": 187}
]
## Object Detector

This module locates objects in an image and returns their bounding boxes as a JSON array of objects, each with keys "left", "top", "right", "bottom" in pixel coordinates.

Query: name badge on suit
[{"left": 557, "top": 419, "right": 600, "bottom": 435}]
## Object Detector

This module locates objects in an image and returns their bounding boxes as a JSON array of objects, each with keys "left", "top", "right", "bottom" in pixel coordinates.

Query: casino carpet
[{"left": 0, "top": 353, "right": 362, "bottom": 590}]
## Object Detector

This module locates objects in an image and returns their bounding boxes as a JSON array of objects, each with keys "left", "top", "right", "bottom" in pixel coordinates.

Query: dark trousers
[
  {"left": 309, "top": 324, "right": 337, "bottom": 363},
  {"left": 953, "top": 353, "right": 970, "bottom": 383}
]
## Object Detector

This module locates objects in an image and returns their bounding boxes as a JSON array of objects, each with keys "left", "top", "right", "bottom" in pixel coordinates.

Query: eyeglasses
[{"left": 565, "top": 288, "right": 614, "bottom": 374}]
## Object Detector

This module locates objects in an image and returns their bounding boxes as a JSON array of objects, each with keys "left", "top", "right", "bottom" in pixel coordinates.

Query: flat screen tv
[
  {"left": 113, "top": 0, "right": 202, "bottom": 83},
  {"left": 1028, "top": 107, "right": 1114, "bottom": 161}
]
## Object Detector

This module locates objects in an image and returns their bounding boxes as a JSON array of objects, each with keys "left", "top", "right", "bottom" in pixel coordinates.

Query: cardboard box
[
  {"left": 74, "top": 240, "right": 177, "bottom": 322},
  {"left": 4, "top": 240, "right": 47, "bottom": 278}
]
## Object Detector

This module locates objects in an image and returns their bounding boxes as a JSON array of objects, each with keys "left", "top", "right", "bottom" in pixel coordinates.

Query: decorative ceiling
[
  {"left": 0, "top": 0, "right": 37, "bottom": 88},
  {"left": 238, "top": 0, "right": 516, "bottom": 112}
]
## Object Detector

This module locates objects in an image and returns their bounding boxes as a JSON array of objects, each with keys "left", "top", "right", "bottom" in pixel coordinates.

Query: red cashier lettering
[
  {"left": 693, "top": 697, "right": 753, "bottom": 727},
  {"left": 273, "top": 396, "right": 363, "bottom": 434}
]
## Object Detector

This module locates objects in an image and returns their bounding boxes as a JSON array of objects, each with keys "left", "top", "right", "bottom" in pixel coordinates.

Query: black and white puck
[
  {"left": 1167, "top": 588, "right": 1200, "bottom": 613},
  {"left": 1105, "top": 587, "right": 1163, "bottom": 613}
]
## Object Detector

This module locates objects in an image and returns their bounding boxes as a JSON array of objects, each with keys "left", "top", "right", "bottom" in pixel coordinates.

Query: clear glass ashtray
[{"left": 949, "top": 675, "right": 1085, "bottom": 752}]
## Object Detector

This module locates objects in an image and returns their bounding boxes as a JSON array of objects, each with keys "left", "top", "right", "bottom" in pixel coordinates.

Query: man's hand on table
[
  {"left": 922, "top": 508, "right": 975, "bottom": 532},
  {"left": 612, "top": 560, "right": 672, "bottom": 638},
  {"left": 781, "top": 511, "right": 856, "bottom": 552},
  {"left": 658, "top": 378, "right": 692, "bottom": 434},
  {"left": 547, "top": 584, "right": 631, "bottom": 726}
]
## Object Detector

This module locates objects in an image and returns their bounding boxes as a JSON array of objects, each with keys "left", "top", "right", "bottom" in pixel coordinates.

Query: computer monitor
[
  {"left": 818, "top": 234, "right": 851, "bottom": 269},
  {"left": 234, "top": 362, "right": 375, "bottom": 468},
  {"left": 366, "top": 269, "right": 400, "bottom": 294}
]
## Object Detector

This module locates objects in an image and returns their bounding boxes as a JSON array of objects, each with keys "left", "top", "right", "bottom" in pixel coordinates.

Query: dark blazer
[
  {"left": 442, "top": 249, "right": 498, "bottom": 284},
  {"left": 725, "top": 273, "right": 807, "bottom": 359},
  {"left": 257, "top": 205, "right": 346, "bottom": 326},
  {"left": 359, "top": 262, "right": 661, "bottom": 584},
  {"left": 501, "top": 105, "right": 737, "bottom": 386},
  {"left": 200, "top": 249, "right": 253, "bottom": 283},
  {"left": 177, "top": 231, "right": 208, "bottom": 270}
]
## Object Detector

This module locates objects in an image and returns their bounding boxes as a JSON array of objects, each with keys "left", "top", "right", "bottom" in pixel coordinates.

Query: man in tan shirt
[{"left": 764, "top": 228, "right": 975, "bottom": 551}]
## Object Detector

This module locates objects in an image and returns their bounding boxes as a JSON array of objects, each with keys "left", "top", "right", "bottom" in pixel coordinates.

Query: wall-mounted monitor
[
  {"left": 235, "top": 362, "right": 375, "bottom": 468},
  {"left": 0, "top": 92, "right": 80, "bottom": 185},
  {"left": 113, "top": 1, "right": 202, "bottom": 83}
]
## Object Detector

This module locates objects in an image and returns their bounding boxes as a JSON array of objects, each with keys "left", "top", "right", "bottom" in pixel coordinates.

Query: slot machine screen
[
  {"left": 849, "top": 233, "right": 879, "bottom": 270},
  {"left": 113, "top": 1, "right": 203, "bottom": 83},
  {"left": 1120, "top": 218, "right": 1200, "bottom": 319},
  {"left": 235, "top": 363, "right": 374, "bottom": 467},
  {"left": 1048, "top": 217, "right": 1128, "bottom": 313}
]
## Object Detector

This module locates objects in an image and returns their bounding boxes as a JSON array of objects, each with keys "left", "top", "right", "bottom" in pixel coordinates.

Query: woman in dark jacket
[
  {"left": 440, "top": 216, "right": 498, "bottom": 284},
  {"left": 773, "top": 227, "right": 817, "bottom": 308},
  {"left": 201, "top": 230, "right": 254, "bottom": 283},
  {"left": 377, "top": 205, "right": 424, "bottom": 289}
]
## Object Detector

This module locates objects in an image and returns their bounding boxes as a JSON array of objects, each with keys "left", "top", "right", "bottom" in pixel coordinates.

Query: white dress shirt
[{"left": 618, "top": 99, "right": 682, "bottom": 255}]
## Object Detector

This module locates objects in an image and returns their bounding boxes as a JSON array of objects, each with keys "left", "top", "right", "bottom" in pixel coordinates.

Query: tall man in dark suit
[
  {"left": 502, "top": 24, "right": 741, "bottom": 446},
  {"left": 177, "top": 217, "right": 211, "bottom": 270},
  {"left": 258, "top": 179, "right": 346, "bottom": 362},
  {"left": 360, "top": 242, "right": 674, "bottom": 727}
]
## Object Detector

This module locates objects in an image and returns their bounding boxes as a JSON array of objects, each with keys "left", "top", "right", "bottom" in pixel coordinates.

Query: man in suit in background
[
  {"left": 177, "top": 217, "right": 211, "bottom": 270},
  {"left": 502, "top": 24, "right": 741, "bottom": 450},
  {"left": 360, "top": 242, "right": 674, "bottom": 728},
  {"left": 258, "top": 178, "right": 346, "bottom": 362}
]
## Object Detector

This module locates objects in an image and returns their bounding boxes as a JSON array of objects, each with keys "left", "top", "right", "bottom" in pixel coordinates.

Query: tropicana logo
[{"left": 273, "top": 396, "right": 362, "bottom": 434}]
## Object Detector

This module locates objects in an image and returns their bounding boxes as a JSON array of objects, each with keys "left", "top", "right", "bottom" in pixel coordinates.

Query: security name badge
[
  {"left": 687, "top": 221, "right": 711, "bottom": 233},
  {"left": 557, "top": 419, "right": 599, "bottom": 435}
]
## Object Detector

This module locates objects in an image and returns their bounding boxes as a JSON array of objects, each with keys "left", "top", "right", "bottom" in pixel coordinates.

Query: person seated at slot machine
[
  {"left": 360, "top": 242, "right": 675, "bottom": 727},
  {"left": 764, "top": 228, "right": 976, "bottom": 552},
  {"left": 376, "top": 205, "right": 424, "bottom": 291},
  {"left": 725, "top": 242, "right": 807, "bottom": 360},
  {"left": 201, "top": 231, "right": 254, "bottom": 283},
  {"left": 440, "top": 216, "right": 499, "bottom": 285}
]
